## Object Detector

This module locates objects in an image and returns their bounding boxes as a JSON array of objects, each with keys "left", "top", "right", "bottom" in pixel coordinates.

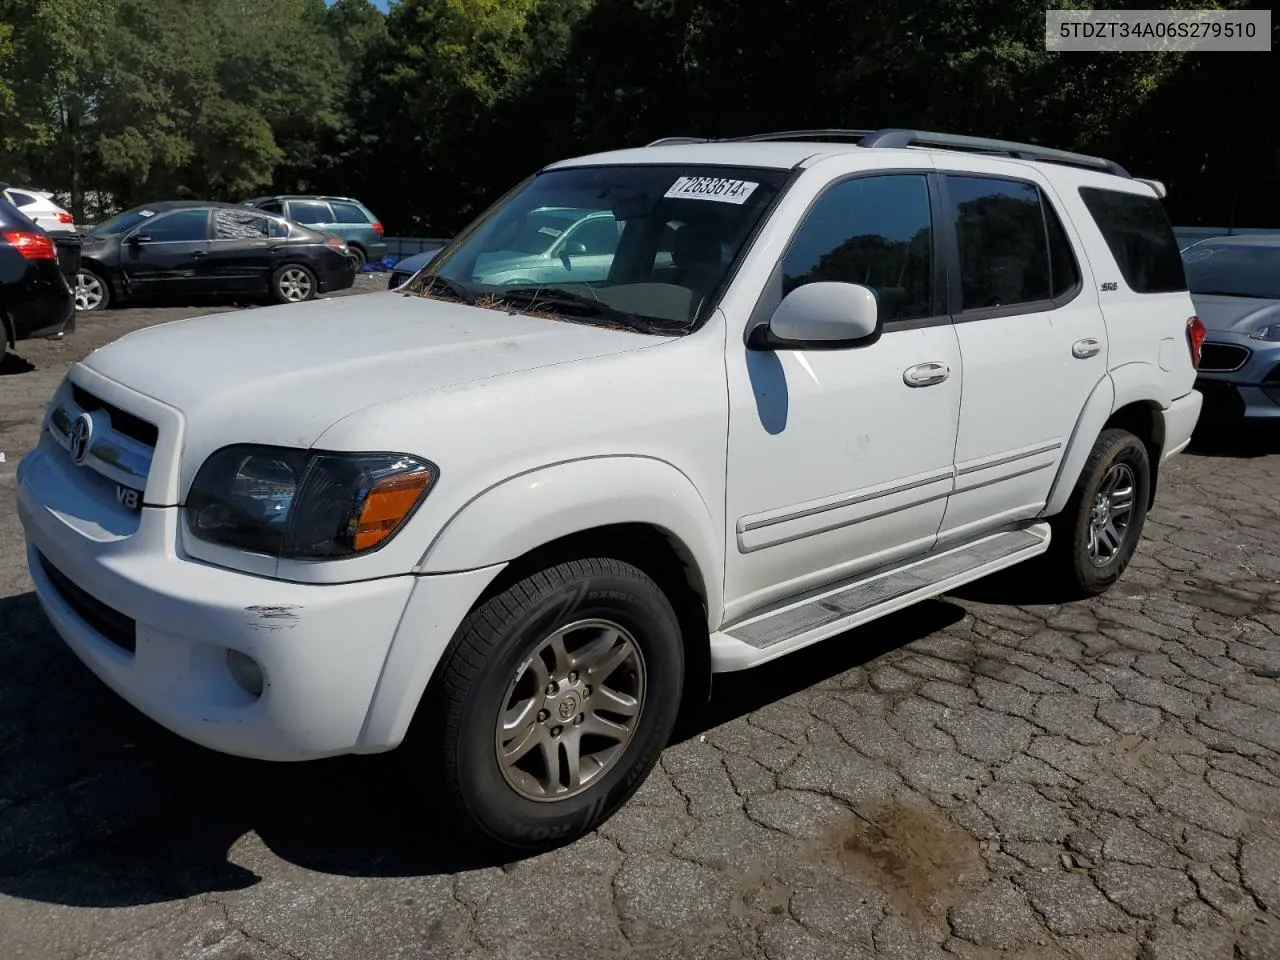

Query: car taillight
[
  {"left": 325, "top": 236, "right": 346, "bottom": 251},
  {"left": 56, "top": 212, "right": 74, "bottom": 224},
  {"left": 1186, "top": 315, "right": 1206, "bottom": 369},
  {"left": 371, "top": 221, "right": 384, "bottom": 235},
  {"left": 2, "top": 230, "right": 57, "bottom": 260}
]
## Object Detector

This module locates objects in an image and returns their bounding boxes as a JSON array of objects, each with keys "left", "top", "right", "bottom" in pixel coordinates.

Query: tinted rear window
[
  {"left": 1079, "top": 187, "right": 1186, "bottom": 293},
  {"left": 6, "top": 190, "right": 37, "bottom": 207}
]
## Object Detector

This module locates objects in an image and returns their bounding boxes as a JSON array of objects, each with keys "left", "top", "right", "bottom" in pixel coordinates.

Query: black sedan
[
  {"left": 1, "top": 192, "right": 76, "bottom": 359},
  {"left": 74, "top": 201, "right": 357, "bottom": 312}
]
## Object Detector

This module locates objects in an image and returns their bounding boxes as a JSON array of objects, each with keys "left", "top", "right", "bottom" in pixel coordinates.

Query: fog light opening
[{"left": 226, "top": 649, "right": 265, "bottom": 698}]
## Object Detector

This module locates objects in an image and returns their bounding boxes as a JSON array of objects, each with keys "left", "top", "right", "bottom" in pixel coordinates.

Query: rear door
[
  {"left": 934, "top": 166, "right": 1107, "bottom": 545},
  {"left": 121, "top": 209, "right": 213, "bottom": 300},
  {"left": 204, "top": 208, "right": 281, "bottom": 294}
]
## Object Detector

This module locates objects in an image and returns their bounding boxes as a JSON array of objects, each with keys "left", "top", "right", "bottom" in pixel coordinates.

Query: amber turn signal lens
[{"left": 352, "top": 470, "right": 433, "bottom": 551}]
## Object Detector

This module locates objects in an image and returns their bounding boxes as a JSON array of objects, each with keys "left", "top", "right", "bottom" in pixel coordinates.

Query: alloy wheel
[
  {"left": 1087, "top": 462, "right": 1136, "bottom": 566},
  {"left": 278, "top": 268, "right": 313, "bottom": 302},
  {"left": 76, "top": 272, "right": 104, "bottom": 311},
  {"left": 494, "top": 618, "right": 646, "bottom": 802}
]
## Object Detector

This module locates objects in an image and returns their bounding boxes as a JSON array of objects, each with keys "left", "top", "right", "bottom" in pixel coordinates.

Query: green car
[{"left": 244, "top": 194, "right": 387, "bottom": 265}]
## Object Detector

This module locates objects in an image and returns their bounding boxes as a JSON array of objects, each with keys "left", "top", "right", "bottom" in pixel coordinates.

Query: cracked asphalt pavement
[{"left": 2, "top": 281, "right": 1279, "bottom": 959}]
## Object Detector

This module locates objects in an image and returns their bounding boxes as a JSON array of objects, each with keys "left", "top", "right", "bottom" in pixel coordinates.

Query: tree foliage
[{"left": 0, "top": 0, "right": 1275, "bottom": 229}]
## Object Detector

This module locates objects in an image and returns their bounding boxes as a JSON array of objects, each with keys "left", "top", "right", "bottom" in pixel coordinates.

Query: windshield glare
[
  {"left": 1182, "top": 243, "right": 1280, "bottom": 300},
  {"left": 410, "top": 165, "right": 789, "bottom": 329},
  {"left": 89, "top": 207, "right": 155, "bottom": 238}
]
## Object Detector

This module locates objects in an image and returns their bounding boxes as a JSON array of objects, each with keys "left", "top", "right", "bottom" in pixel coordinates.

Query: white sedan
[{"left": 2, "top": 186, "right": 76, "bottom": 234}]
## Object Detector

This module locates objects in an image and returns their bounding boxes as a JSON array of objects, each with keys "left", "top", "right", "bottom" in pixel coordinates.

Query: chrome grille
[
  {"left": 48, "top": 386, "right": 155, "bottom": 493},
  {"left": 1198, "top": 343, "right": 1251, "bottom": 373}
]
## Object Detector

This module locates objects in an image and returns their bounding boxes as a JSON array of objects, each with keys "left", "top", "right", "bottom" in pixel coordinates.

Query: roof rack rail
[
  {"left": 728, "top": 129, "right": 874, "bottom": 143},
  {"left": 645, "top": 137, "right": 713, "bottom": 147},
  {"left": 856, "top": 128, "right": 1130, "bottom": 178}
]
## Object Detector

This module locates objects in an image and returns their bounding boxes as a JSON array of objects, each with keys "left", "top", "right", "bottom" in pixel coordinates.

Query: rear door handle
[
  {"left": 903, "top": 362, "right": 951, "bottom": 387},
  {"left": 192, "top": 250, "right": 208, "bottom": 258},
  {"left": 1072, "top": 338, "right": 1101, "bottom": 359}
]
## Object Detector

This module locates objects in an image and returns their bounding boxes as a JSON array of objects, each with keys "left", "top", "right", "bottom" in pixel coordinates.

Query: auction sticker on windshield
[{"left": 664, "top": 177, "right": 759, "bottom": 205}]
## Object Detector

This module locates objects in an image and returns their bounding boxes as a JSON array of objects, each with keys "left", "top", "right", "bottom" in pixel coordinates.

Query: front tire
[
  {"left": 76, "top": 269, "right": 110, "bottom": 311},
  {"left": 408, "top": 558, "right": 684, "bottom": 851},
  {"left": 1047, "top": 428, "right": 1151, "bottom": 597},
  {"left": 271, "top": 264, "right": 317, "bottom": 304}
]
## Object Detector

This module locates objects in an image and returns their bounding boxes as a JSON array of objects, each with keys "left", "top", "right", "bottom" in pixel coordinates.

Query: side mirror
[
  {"left": 128, "top": 233, "right": 149, "bottom": 244},
  {"left": 566, "top": 241, "right": 587, "bottom": 256},
  {"left": 748, "top": 282, "right": 881, "bottom": 350}
]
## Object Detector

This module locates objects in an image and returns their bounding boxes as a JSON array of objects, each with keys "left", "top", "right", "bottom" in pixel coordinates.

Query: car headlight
[
  {"left": 1249, "top": 325, "right": 1280, "bottom": 342},
  {"left": 185, "top": 445, "right": 437, "bottom": 559}
]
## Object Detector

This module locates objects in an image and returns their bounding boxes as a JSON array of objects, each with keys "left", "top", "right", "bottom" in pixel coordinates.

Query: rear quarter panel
[{"left": 1053, "top": 170, "right": 1198, "bottom": 407}]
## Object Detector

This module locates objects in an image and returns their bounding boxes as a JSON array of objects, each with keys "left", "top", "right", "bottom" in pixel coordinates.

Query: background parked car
[
  {"left": 0, "top": 194, "right": 75, "bottom": 358},
  {"left": 242, "top": 195, "right": 386, "bottom": 265},
  {"left": 74, "top": 201, "right": 356, "bottom": 312},
  {"left": 1183, "top": 235, "right": 1280, "bottom": 423},
  {"left": 1, "top": 182, "right": 76, "bottom": 235},
  {"left": 386, "top": 241, "right": 449, "bottom": 289}
]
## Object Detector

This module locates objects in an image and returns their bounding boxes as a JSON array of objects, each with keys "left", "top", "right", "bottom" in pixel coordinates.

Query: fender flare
[
  {"left": 1043, "top": 362, "right": 1175, "bottom": 517},
  {"left": 418, "top": 455, "right": 724, "bottom": 626},
  {"left": 1042, "top": 373, "right": 1115, "bottom": 517}
]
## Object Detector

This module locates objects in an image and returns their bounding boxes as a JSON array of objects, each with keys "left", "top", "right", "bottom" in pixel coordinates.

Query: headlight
[
  {"left": 1249, "top": 325, "right": 1280, "bottom": 342},
  {"left": 186, "top": 445, "right": 437, "bottom": 559}
]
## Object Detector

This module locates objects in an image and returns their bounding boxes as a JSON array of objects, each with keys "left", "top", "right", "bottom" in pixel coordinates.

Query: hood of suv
[{"left": 82, "top": 292, "right": 654, "bottom": 448}]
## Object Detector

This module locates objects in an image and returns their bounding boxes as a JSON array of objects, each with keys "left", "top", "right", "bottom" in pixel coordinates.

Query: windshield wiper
[
  {"left": 410, "top": 273, "right": 473, "bottom": 304},
  {"left": 492, "top": 287, "right": 686, "bottom": 336}
]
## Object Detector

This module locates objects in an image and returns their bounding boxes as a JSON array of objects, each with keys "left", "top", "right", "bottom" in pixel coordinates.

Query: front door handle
[
  {"left": 1072, "top": 338, "right": 1101, "bottom": 359},
  {"left": 903, "top": 362, "right": 951, "bottom": 387},
  {"left": 191, "top": 250, "right": 208, "bottom": 258}
]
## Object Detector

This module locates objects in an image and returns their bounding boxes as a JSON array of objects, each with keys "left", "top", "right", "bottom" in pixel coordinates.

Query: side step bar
[{"left": 709, "top": 524, "right": 1051, "bottom": 672}]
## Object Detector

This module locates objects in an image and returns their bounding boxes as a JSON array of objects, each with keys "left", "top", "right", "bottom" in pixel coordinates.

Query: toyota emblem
[{"left": 69, "top": 412, "right": 93, "bottom": 465}]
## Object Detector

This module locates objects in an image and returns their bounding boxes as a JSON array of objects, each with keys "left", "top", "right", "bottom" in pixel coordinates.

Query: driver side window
[{"left": 781, "top": 174, "right": 934, "bottom": 323}]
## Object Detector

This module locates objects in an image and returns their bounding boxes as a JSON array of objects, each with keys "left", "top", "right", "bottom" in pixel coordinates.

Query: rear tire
[
  {"left": 270, "top": 264, "right": 317, "bottom": 304},
  {"left": 1046, "top": 428, "right": 1151, "bottom": 597},
  {"left": 349, "top": 245, "right": 367, "bottom": 267},
  {"left": 406, "top": 558, "right": 684, "bottom": 852}
]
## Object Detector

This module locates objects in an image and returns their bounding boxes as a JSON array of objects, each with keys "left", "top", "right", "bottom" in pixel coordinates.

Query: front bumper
[
  {"left": 17, "top": 435, "right": 500, "bottom": 760},
  {"left": 1196, "top": 335, "right": 1280, "bottom": 421}
]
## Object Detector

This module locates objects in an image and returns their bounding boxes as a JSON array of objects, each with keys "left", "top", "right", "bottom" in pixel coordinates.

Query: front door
[
  {"left": 723, "top": 170, "right": 963, "bottom": 621},
  {"left": 121, "top": 208, "right": 213, "bottom": 301},
  {"left": 934, "top": 167, "right": 1108, "bottom": 544}
]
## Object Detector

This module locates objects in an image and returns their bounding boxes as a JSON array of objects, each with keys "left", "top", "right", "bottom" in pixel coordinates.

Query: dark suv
[
  {"left": 243, "top": 195, "right": 386, "bottom": 265},
  {"left": 0, "top": 191, "right": 76, "bottom": 359}
]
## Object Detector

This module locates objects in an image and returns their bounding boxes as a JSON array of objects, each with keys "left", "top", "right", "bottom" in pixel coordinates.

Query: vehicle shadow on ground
[
  {"left": 0, "top": 591, "right": 969, "bottom": 908},
  {"left": 0, "top": 352, "right": 36, "bottom": 376}
]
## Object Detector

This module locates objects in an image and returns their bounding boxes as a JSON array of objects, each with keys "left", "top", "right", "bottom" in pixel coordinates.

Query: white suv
[{"left": 17, "top": 129, "right": 1204, "bottom": 850}]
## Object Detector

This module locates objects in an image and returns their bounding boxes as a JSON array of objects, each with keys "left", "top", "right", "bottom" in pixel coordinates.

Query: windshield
[
  {"left": 88, "top": 207, "right": 157, "bottom": 238},
  {"left": 1182, "top": 243, "right": 1280, "bottom": 300},
  {"left": 407, "top": 164, "right": 790, "bottom": 331}
]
